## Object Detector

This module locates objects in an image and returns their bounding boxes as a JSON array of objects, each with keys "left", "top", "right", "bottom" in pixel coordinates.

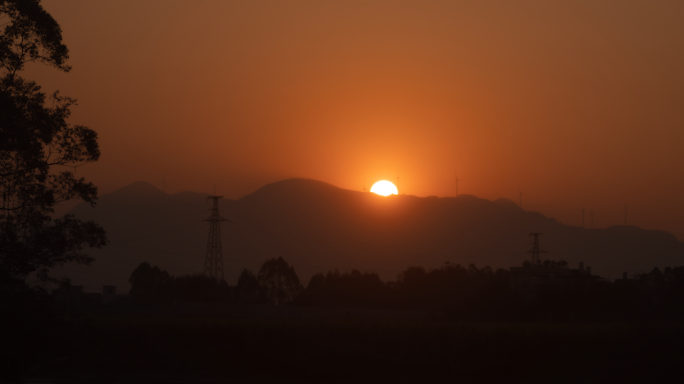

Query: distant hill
[{"left": 53, "top": 178, "right": 684, "bottom": 292}]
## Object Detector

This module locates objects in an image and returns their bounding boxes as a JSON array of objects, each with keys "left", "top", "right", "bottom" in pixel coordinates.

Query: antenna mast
[
  {"left": 204, "top": 195, "right": 228, "bottom": 280},
  {"left": 455, "top": 172, "right": 460, "bottom": 197},
  {"left": 527, "top": 233, "right": 547, "bottom": 266},
  {"left": 582, "top": 206, "right": 585, "bottom": 228}
]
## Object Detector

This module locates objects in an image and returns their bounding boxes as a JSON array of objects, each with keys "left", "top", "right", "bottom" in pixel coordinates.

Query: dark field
[{"left": 23, "top": 304, "right": 684, "bottom": 384}]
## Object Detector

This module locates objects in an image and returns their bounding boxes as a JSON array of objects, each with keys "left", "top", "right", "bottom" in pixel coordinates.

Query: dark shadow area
[
  {"left": 20, "top": 314, "right": 684, "bottom": 384},
  {"left": 17, "top": 258, "right": 684, "bottom": 383}
]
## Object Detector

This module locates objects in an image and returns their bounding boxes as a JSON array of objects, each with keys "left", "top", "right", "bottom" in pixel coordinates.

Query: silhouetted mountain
[{"left": 54, "top": 179, "right": 684, "bottom": 292}]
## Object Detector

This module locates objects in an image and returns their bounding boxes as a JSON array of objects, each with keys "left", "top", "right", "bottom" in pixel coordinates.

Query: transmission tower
[
  {"left": 527, "top": 233, "right": 547, "bottom": 266},
  {"left": 204, "top": 195, "right": 228, "bottom": 280}
]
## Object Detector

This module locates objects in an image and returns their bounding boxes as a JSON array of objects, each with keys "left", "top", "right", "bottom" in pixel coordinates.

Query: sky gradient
[{"left": 31, "top": 1, "right": 684, "bottom": 239}]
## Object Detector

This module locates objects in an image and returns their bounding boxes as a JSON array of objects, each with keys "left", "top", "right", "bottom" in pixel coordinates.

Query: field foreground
[{"left": 25, "top": 306, "right": 684, "bottom": 384}]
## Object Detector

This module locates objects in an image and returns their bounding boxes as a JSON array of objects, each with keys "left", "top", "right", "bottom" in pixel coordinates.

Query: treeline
[
  {"left": 128, "top": 262, "right": 232, "bottom": 303},
  {"left": 130, "top": 258, "right": 684, "bottom": 322},
  {"left": 614, "top": 266, "right": 684, "bottom": 320},
  {"left": 292, "top": 263, "right": 511, "bottom": 318},
  {"left": 128, "top": 257, "right": 302, "bottom": 305}
]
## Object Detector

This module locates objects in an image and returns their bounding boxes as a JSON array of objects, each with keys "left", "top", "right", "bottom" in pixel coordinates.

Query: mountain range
[{"left": 53, "top": 178, "right": 684, "bottom": 293}]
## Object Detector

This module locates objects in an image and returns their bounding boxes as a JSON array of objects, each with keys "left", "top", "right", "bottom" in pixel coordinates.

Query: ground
[{"left": 21, "top": 303, "right": 684, "bottom": 384}]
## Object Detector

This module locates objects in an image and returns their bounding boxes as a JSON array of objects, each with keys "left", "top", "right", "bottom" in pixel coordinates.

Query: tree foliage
[
  {"left": 0, "top": 0, "right": 70, "bottom": 74},
  {"left": 294, "top": 262, "right": 512, "bottom": 317},
  {"left": 257, "top": 256, "right": 303, "bottom": 305},
  {"left": 0, "top": 0, "right": 106, "bottom": 287},
  {"left": 128, "top": 262, "right": 170, "bottom": 303},
  {"left": 236, "top": 268, "right": 263, "bottom": 303},
  {"left": 169, "top": 273, "right": 231, "bottom": 303},
  {"left": 294, "top": 269, "right": 390, "bottom": 308},
  {"left": 128, "top": 262, "right": 233, "bottom": 304}
]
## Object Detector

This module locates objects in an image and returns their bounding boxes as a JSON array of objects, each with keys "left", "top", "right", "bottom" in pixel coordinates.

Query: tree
[
  {"left": 168, "top": 273, "right": 232, "bottom": 303},
  {"left": 293, "top": 269, "right": 390, "bottom": 308},
  {"left": 257, "top": 257, "right": 303, "bottom": 305},
  {"left": 236, "top": 268, "right": 263, "bottom": 303},
  {"left": 0, "top": 0, "right": 106, "bottom": 289},
  {"left": 129, "top": 262, "right": 170, "bottom": 303}
]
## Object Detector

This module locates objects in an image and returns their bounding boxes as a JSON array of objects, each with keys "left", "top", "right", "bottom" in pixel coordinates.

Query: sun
[{"left": 370, "top": 180, "right": 398, "bottom": 196}]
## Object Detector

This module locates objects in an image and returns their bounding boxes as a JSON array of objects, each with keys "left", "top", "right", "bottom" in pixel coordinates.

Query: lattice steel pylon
[
  {"left": 204, "top": 196, "right": 228, "bottom": 280},
  {"left": 527, "top": 233, "right": 547, "bottom": 266}
]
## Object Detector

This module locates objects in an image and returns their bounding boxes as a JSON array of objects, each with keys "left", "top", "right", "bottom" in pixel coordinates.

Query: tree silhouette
[
  {"left": 294, "top": 269, "right": 390, "bottom": 308},
  {"left": 129, "top": 262, "right": 170, "bottom": 303},
  {"left": 237, "top": 268, "right": 263, "bottom": 303},
  {"left": 169, "top": 273, "right": 231, "bottom": 303},
  {"left": 257, "top": 257, "right": 302, "bottom": 305},
  {"left": 0, "top": 0, "right": 106, "bottom": 288},
  {"left": 126, "top": 263, "right": 235, "bottom": 304},
  {"left": 0, "top": 3, "right": 106, "bottom": 379}
]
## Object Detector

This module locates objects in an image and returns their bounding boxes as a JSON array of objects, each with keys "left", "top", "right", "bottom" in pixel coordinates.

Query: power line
[
  {"left": 106, "top": 209, "right": 532, "bottom": 269},
  {"left": 115, "top": 221, "right": 205, "bottom": 244},
  {"left": 107, "top": 209, "right": 208, "bottom": 235},
  {"left": 220, "top": 209, "right": 529, "bottom": 256},
  {"left": 108, "top": 242, "right": 521, "bottom": 276},
  {"left": 81, "top": 200, "right": 538, "bottom": 281}
]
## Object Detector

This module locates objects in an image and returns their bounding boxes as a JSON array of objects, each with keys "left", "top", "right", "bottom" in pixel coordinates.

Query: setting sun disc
[{"left": 370, "top": 180, "right": 398, "bottom": 196}]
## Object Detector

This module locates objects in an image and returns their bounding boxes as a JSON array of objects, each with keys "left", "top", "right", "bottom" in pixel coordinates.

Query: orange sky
[{"left": 30, "top": 0, "right": 684, "bottom": 239}]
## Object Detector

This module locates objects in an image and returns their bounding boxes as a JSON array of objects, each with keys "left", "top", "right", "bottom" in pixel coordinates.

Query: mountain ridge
[{"left": 55, "top": 179, "right": 683, "bottom": 292}]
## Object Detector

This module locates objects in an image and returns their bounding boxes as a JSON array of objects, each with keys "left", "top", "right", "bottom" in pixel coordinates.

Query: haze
[{"left": 30, "top": 0, "right": 684, "bottom": 239}]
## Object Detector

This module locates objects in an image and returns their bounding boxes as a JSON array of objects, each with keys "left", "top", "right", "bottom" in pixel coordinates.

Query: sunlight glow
[{"left": 370, "top": 180, "right": 398, "bottom": 196}]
